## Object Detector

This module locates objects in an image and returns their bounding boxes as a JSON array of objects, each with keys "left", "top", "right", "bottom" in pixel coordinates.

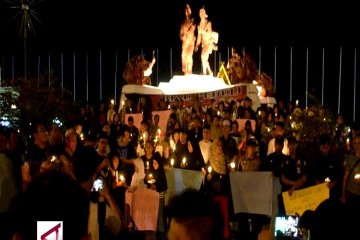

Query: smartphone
[
  {"left": 274, "top": 216, "right": 299, "bottom": 237},
  {"left": 92, "top": 178, "right": 103, "bottom": 192}
]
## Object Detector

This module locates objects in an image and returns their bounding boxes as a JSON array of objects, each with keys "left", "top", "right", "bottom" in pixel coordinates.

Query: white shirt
[{"left": 199, "top": 140, "right": 212, "bottom": 165}]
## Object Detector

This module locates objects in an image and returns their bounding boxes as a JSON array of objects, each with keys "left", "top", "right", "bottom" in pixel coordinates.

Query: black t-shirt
[
  {"left": 117, "top": 144, "right": 137, "bottom": 186},
  {"left": 265, "top": 152, "right": 287, "bottom": 177}
]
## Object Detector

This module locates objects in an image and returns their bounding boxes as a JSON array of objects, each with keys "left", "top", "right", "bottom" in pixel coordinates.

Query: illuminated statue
[
  {"left": 227, "top": 48, "right": 257, "bottom": 84},
  {"left": 227, "top": 47, "right": 274, "bottom": 96},
  {"left": 123, "top": 51, "right": 156, "bottom": 85},
  {"left": 195, "top": 7, "right": 218, "bottom": 75},
  {"left": 180, "top": 4, "right": 196, "bottom": 75}
]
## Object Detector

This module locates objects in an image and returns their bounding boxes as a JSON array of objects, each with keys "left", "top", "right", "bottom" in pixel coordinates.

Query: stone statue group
[{"left": 180, "top": 4, "right": 218, "bottom": 76}]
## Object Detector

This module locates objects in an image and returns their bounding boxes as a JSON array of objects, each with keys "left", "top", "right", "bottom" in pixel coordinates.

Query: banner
[
  {"left": 125, "top": 188, "right": 160, "bottom": 231},
  {"left": 230, "top": 171, "right": 278, "bottom": 216},
  {"left": 282, "top": 183, "right": 329, "bottom": 216},
  {"left": 164, "top": 168, "right": 203, "bottom": 206}
]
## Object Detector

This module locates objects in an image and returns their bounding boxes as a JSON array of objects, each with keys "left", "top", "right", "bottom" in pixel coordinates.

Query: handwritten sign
[
  {"left": 282, "top": 183, "right": 329, "bottom": 216},
  {"left": 125, "top": 188, "right": 160, "bottom": 231},
  {"left": 230, "top": 172, "right": 277, "bottom": 216},
  {"left": 164, "top": 168, "right": 203, "bottom": 206}
]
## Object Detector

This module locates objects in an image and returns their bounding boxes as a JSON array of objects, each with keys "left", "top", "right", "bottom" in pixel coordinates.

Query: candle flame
[{"left": 119, "top": 174, "right": 125, "bottom": 182}]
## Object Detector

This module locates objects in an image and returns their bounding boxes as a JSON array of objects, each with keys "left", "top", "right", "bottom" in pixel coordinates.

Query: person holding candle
[
  {"left": 128, "top": 158, "right": 146, "bottom": 191},
  {"left": 312, "top": 133, "right": 343, "bottom": 200},
  {"left": 127, "top": 116, "right": 139, "bottom": 150},
  {"left": 173, "top": 128, "right": 194, "bottom": 169},
  {"left": 116, "top": 127, "right": 137, "bottom": 187},
  {"left": 150, "top": 114, "right": 161, "bottom": 143},
  {"left": 73, "top": 147, "right": 123, "bottom": 240},
  {"left": 141, "top": 141, "right": 168, "bottom": 240},
  {"left": 341, "top": 133, "right": 360, "bottom": 212}
]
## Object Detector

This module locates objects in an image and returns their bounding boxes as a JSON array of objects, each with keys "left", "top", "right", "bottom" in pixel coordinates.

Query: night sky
[
  {"left": 1, "top": 0, "right": 359, "bottom": 49},
  {"left": 1, "top": 0, "right": 359, "bottom": 121}
]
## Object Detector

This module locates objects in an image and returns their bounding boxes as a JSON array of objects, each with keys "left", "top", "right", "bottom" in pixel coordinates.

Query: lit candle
[
  {"left": 170, "top": 158, "right": 174, "bottom": 167},
  {"left": 170, "top": 139, "right": 176, "bottom": 151},
  {"left": 115, "top": 171, "right": 119, "bottom": 181},
  {"left": 207, "top": 166, "right": 212, "bottom": 173},
  {"left": 324, "top": 177, "right": 330, "bottom": 183},
  {"left": 146, "top": 161, "right": 150, "bottom": 169},
  {"left": 80, "top": 133, "right": 84, "bottom": 141},
  {"left": 147, "top": 173, "right": 155, "bottom": 184},
  {"left": 111, "top": 99, "right": 115, "bottom": 105},
  {"left": 181, "top": 157, "right": 187, "bottom": 168},
  {"left": 296, "top": 99, "right": 299, "bottom": 106},
  {"left": 258, "top": 111, "right": 261, "bottom": 116},
  {"left": 230, "top": 162, "right": 236, "bottom": 169},
  {"left": 143, "top": 133, "right": 147, "bottom": 144},
  {"left": 121, "top": 100, "right": 125, "bottom": 106},
  {"left": 119, "top": 174, "right": 125, "bottom": 182},
  {"left": 50, "top": 155, "right": 57, "bottom": 162}
]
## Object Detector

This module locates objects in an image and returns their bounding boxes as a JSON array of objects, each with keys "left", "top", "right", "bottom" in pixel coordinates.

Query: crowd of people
[{"left": 1, "top": 93, "right": 360, "bottom": 240}]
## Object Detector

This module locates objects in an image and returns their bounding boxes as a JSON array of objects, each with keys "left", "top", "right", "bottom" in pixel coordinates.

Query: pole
[
  {"left": 227, "top": 46, "right": 230, "bottom": 65},
  {"left": 61, "top": 53, "right": 64, "bottom": 90},
  {"left": 170, "top": 47, "right": 173, "bottom": 78},
  {"left": 24, "top": 24, "right": 27, "bottom": 81},
  {"left": 48, "top": 52, "right": 51, "bottom": 87},
  {"left": 86, "top": 52, "right": 89, "bottom": 102},
  {"left": 321, "top": 48, "right": 325, "bottom": 106},
  {"left": 306, "top": 48, "right": 309, "bottom": 109},
  {"left": 290, "top": 46, "right": 293, "bottom": 102},
  {"left": 73, "top": 52, "right": 76, "bottom": 102},
  {"left": 338, "top": 47, "right": 342, "bottom": 114},
  {"left": 274, "top": 46, "right": 277, "bottom": 92},
  {"left": 100, "top": 50, "right": 103, "bottom": 101},
  {"left": 114, "top": 50, "right": 118, "bottom": 102},
  {"left": 258, "top": 45, "right": 262, "bottom": 74},
  {"left": 12, "top": 55, "right": 15, "bottom": 80},
  {"left": 37, "top": 55, "right": 40, "bottom": 88},
  {"left": 354, "top": 48, "right": 357, "bottom": 122}
]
